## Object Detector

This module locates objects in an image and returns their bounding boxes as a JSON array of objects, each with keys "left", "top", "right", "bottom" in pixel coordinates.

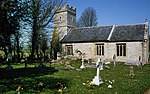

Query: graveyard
[
  {"left": 0, "top": 59, "right": 150, "bottom": 94},
  {"left": 0, "top": 0, "right": 150, "bottom": 94}
]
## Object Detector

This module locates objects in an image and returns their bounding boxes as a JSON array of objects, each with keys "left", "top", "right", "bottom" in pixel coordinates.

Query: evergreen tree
[{"left": 51, "top": 27, "right": 60, "bottom": 59}]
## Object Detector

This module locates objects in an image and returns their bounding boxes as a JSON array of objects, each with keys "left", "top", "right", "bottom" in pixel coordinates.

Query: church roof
[
  {"left": 110, "top": 24, "right": 145, "bottom": 41},
  {"left": 61, "top": 23, "right": 145, "bottom": 43}
]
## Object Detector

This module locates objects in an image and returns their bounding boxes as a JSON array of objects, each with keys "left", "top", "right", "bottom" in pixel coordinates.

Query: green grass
[{"left": 0, "top": 60, "right": 150, "bottom": 94}]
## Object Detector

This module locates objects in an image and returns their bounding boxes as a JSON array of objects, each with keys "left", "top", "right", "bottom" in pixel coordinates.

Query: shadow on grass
[
  {"left": 0, "top": 76, "right": 69, "bottom": 93},
  {"left": 0, "top": 67, "right": 70, "bottom": 93},
  {"left": 0, "top": 67, "right": 58, "bottom": 79}
]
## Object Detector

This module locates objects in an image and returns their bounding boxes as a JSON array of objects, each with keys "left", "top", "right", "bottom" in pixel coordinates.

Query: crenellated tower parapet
[{"left": 56, "top": 3, "right": 76, "bottom": 15}]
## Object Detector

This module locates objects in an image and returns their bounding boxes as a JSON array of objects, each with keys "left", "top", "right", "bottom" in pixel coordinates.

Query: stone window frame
[
  {"left": 116, "top": 43, "right": 126, "bottom": 56},
  {"left": 96, "top": 44, "right": 104, "bottom": 56},
  {"left": 65, "top": 45, "right": 73, "bottom": 55}
]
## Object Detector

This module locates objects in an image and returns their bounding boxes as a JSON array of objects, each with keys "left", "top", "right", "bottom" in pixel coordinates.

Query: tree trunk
[
  {"left": 31, "top": 1, "right": 39, "bottom": 61},
  {"left": 13, "top": 46, "right": 16, "bottom": 57},
  {"left": 36, "top": 44, "right": 39, "bottom": 58},
  {"left": 4, "top": 47, "right": 7, "bottom": 59},
  {"left": 31, "top": 32, "right": 35, "bottom": 60},
  {"left": 16, "top": 34, "right": 20, "bottom": 63},
  {"left": 54, "top": 48, "right": 57, "bottom": 60},
  {"left": 13, "top": 45, "right": 16, "bottom": 63},
  {"left": 43, "top": 49, "right": 46, "bottom": 61}
]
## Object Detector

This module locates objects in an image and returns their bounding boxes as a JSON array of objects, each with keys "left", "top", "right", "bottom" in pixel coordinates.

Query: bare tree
[{"left": 77, "top": 7, "right": 98, "bottom": 27}]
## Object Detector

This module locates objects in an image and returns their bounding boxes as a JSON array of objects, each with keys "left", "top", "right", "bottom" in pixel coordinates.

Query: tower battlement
[{"left": 56, "top": 3, "right": 76, "bottom": 14}]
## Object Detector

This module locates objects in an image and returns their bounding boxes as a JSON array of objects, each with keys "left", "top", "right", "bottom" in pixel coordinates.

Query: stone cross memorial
[
  {"left": 80, "top": 56, "right": 85, "bottom": 69},
  {"left": 91, "top": 58, "right": 103, "bottom": 86}
]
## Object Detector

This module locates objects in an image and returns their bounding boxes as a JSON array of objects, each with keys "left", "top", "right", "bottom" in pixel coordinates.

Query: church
[{"left": 54, "top": 4, "right": 149, "bottom": 65}]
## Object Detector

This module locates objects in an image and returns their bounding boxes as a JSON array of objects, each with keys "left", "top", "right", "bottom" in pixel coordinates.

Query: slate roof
[
  {"left": 110, "top": 24, "right": 145, "bottom": 41},
  {"left": 61, "top": 23, "right": 145, "bottom": 43}
]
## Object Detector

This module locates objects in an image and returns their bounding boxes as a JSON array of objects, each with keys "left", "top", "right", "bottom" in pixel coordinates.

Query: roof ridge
[
  {"left": 74, "top": 23, "right": 145, "bottom": 30},
  {"left": 115, "top": 23, "right": 145, "bottom": 26},
  {"left": 75, "top": 25, "right": 113, "bottom": 30}
]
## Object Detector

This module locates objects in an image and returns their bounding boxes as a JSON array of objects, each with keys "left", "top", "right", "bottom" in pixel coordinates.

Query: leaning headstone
[
  {"left": 113, "top": 54, "right": 116, "bottom": 67},
  {"left": 80, "top": 56, "right": 85, "bottom": 69},
  {"left": 91, "top": 58, "right": 103, "bottom": 86}
]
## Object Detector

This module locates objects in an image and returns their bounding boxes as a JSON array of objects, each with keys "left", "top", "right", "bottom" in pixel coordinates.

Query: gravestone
[
  {"left": 80, "top": 56, "right": 85, "bottom": 69},
  {"left": 6, "top": 53, "right": 13, "bottom": 70},
  {"left": 7, "top": 53, "right": 12, "bottom": 61},
  {"left": 138, "top": 56, "right": 142, "bottom": 66},
  {"left": 91, "top": 58, "right": 103, "bottom": 85},
  {"left": 113, "top": 54, "right": 116, "bottom": 67},
  {"left": 57, "top": 52, "right": 61, "bottom": 60},
  {"left": 129, "top": 66, "right": 134, "bottom": 75},
  {"left": 88, "top": 59, "right": 92, "bottom": 64}
]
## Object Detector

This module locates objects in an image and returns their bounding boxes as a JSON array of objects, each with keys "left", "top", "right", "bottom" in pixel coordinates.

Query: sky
[{"left": 64, "top": 0, "right": 150, "bottom": 26}]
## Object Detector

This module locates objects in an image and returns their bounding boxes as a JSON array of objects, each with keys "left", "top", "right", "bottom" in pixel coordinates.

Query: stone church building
[{"left": 54, "top": 4, "right": 149, "bottom": 65}]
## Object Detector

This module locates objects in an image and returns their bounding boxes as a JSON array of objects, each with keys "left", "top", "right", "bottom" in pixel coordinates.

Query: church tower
[{"left": 54, "top": 4, "right": 76, "bottom": 40}]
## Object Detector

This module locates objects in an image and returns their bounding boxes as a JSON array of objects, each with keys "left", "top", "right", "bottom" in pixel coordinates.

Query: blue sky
[{"left": 64, "top": 0, "right": 150, "bottom": 26}]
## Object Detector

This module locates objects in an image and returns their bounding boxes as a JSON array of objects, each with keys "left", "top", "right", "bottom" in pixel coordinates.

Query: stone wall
[{"left": 62, "top": 42, "right": 145, "bottom": 64}]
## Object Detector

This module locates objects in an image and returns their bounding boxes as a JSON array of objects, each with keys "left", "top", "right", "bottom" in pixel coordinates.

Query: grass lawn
[{"left": 0, "top": 60, "right": 150, "bottom": 94}]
